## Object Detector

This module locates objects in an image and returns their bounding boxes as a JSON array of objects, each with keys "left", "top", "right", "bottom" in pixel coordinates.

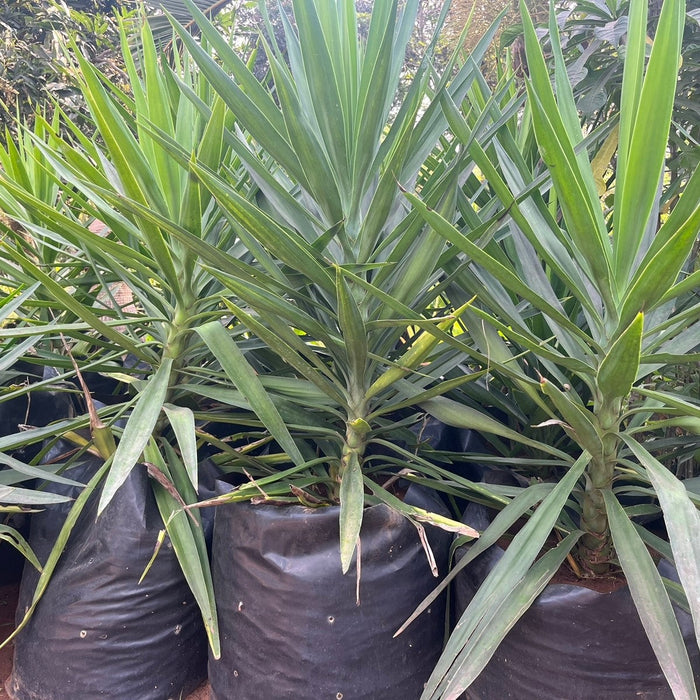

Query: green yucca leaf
[
  {"left": 211, "top": 270, "right": 338, "bottom": 349},
  {"left": 350, "top": 0, "right": 402, "bottom": 210},
  {"left": 440, "top": 532, "right": 582, "bottom": 699},
  {"left": 366, "top": 370, "right": 489, "bottom": 420},
  {"left": 366, "top": 301, "right": 471, "bottom": 400},
  {"left": 336, "top": 267, "right": 369, "bottom": 397},
  {"left": 0, "top": 453, "right": 83, "bottom": 488},
  {"left": 292, "top": 0, "right": 351, "bottom": 198},
  {"left": 397, "top": 482, "right": 556, "bottom": 638},
  {"left": 0, "top": 240, "right": 151, "bottom": 362},
  {"left": 539, "top": 379, "right": 604, "bottom": 459},
  {"left": 620, "top": 438, "right": 700, "bottom": 643},
  {"left": 220, "top": 299, "right": 347, "bottom": 407},
  {"left": 0, "top": 486, "right": 72, "bottom": 505},
  {"left": 71, "top": 44, "right": 167, "bottom": 215},
  {"left": 647, "top": 159, "right": 700, "bottom": 260},
  {"left": 169, "top": 1, "right": 303, "bottom": 181},
  {"left": 145, "top": 441, "right": 220, "bottom": 658},
  {"left": 596, "top": 312, "right": 643, "bottom": 400},
  {"left": 463, "top": 304, "right": 594, "bottom": 374},
  {"left": 547, "top": 3, "right": 580, "bottom": 150},
  {"left": 401, "top": 189, "right": 599, "bottom": 349},
  {"left": 418, "top": 395, "right": 572, "bottom": 462},
  {"left": 422, "top": 456, "right": 587, "bottom": 699},
  {"left": 614, "top": 0, "right": 685, "bottom": 287},
  {"left": 76, "top": 184, "right": 261, "bottom": 292},
  {"left": 70, "top": 51, "right": 188, "bottom": 304},
  {"left": 262, "top": 39, "right": 342, "bottom": 223},
  {"left": 162, "top": 404, "right": 198, "bottom": 489},
  {"left": 188, "top": 160, "right": 335, "bottom": 294},
  {"left": 130, "top": 21, "right": 181, "bottom": 219},
  {"left": 339, "top": 449, "right": 364, "bottom": 574},
  {"left": 604, "top": 489, "right": 698, "bottom": 697},
  {"left": 635, "top": 390, "right": 700, "bottom": 419},
  {"left": 615, "top": 0, "right": 648, "bottom": 202},
  {"left": 617, "top": 205, "right": 700, "bottom": 331},
  {"left": 521, "top": 4, "right": 613, "bottom": 307},
  {"left": 0, "top": 283, "right": 41, "bottom": 324},
  {"left": 196, "top": 321, "right": 305, "bottom": 466},
  {"left": 98, "top": 359, "right": 173, "bottom": 515}
]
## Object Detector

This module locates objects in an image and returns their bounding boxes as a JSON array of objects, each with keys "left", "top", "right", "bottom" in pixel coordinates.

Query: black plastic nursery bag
[
  {"left": 9, "top": 455, "right": 208, "bottom": 700},
  {"left": 209, "top": 482, "right": 452, "bottom": 700}
]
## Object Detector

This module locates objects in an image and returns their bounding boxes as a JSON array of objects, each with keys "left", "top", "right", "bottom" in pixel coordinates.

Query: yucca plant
[
  {"left": 398, "top": 0, "right": 700, "bottom": 695},
  {"left": 133, "top": 0, "right": 540, "bottom": 574},
  {"left": 0, "top": 14, "right": 270, "bottom": 654},
  {"left": 0, "top": 113, "right": 107, "bottom": 574}
]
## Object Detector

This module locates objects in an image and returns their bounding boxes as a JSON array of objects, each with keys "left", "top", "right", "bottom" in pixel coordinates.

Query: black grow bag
[
  {"left": 454, "top": 504, "right": 700, "bottom": 699},
  {"left": 9, "top": 455, "right": 208, "bottom": 700},
  {"left": 209, "top": 482, "right": 452, "bottom": 699}
]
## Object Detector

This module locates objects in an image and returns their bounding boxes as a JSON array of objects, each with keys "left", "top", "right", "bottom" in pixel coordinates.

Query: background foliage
[{"left": 0, "top": 0, "right": 132, "bottom": 138}]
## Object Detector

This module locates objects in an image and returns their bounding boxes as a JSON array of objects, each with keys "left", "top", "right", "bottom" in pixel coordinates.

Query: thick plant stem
[
  {"left": 579, "top": 403, "right": 620, "bottom": 574},
  {"left": 341, "top": 397, "right": 370, "bottom": 472},
  {"left": 160, "top": 293, "right": 197, "bottom": 410}
]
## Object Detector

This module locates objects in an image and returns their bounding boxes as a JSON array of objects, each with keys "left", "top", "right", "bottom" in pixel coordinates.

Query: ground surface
[{"left": 0, "top": 583, "right": 211, "bottom": 700}]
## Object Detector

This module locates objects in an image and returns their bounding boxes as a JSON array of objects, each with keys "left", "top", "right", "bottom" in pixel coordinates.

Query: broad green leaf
[
  {"left": 144, "top": 441, "right": 220, "bottom": 657},
  {"left": 196, "top": 321, "right": 305, "bottom": 466},
  {"left": 596, "top": 312, "right": 643, "bottom": 399},
  {"left": 620, "top": 437, "right": 700, "bottom": 644},
  {"left": 603, "top": 489, "right": 698, "bottom": 698},
  {"left": 98, "top": 358, "right": 173, "bottom": 514},
  {"left": 336, "top": 267, "right": 368, "bottom": 396},
  {"left": 162, "top": 403, "right": 198, "bottom": 490},
  {"left": 422, "top": 454, "right": 588, "bottom": 699},
  {"left": 614, "top": 0, "right": 685, "bottom": 287},
  {"left": 339, "top": 449, "right": 364, "bottom": 574}
]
